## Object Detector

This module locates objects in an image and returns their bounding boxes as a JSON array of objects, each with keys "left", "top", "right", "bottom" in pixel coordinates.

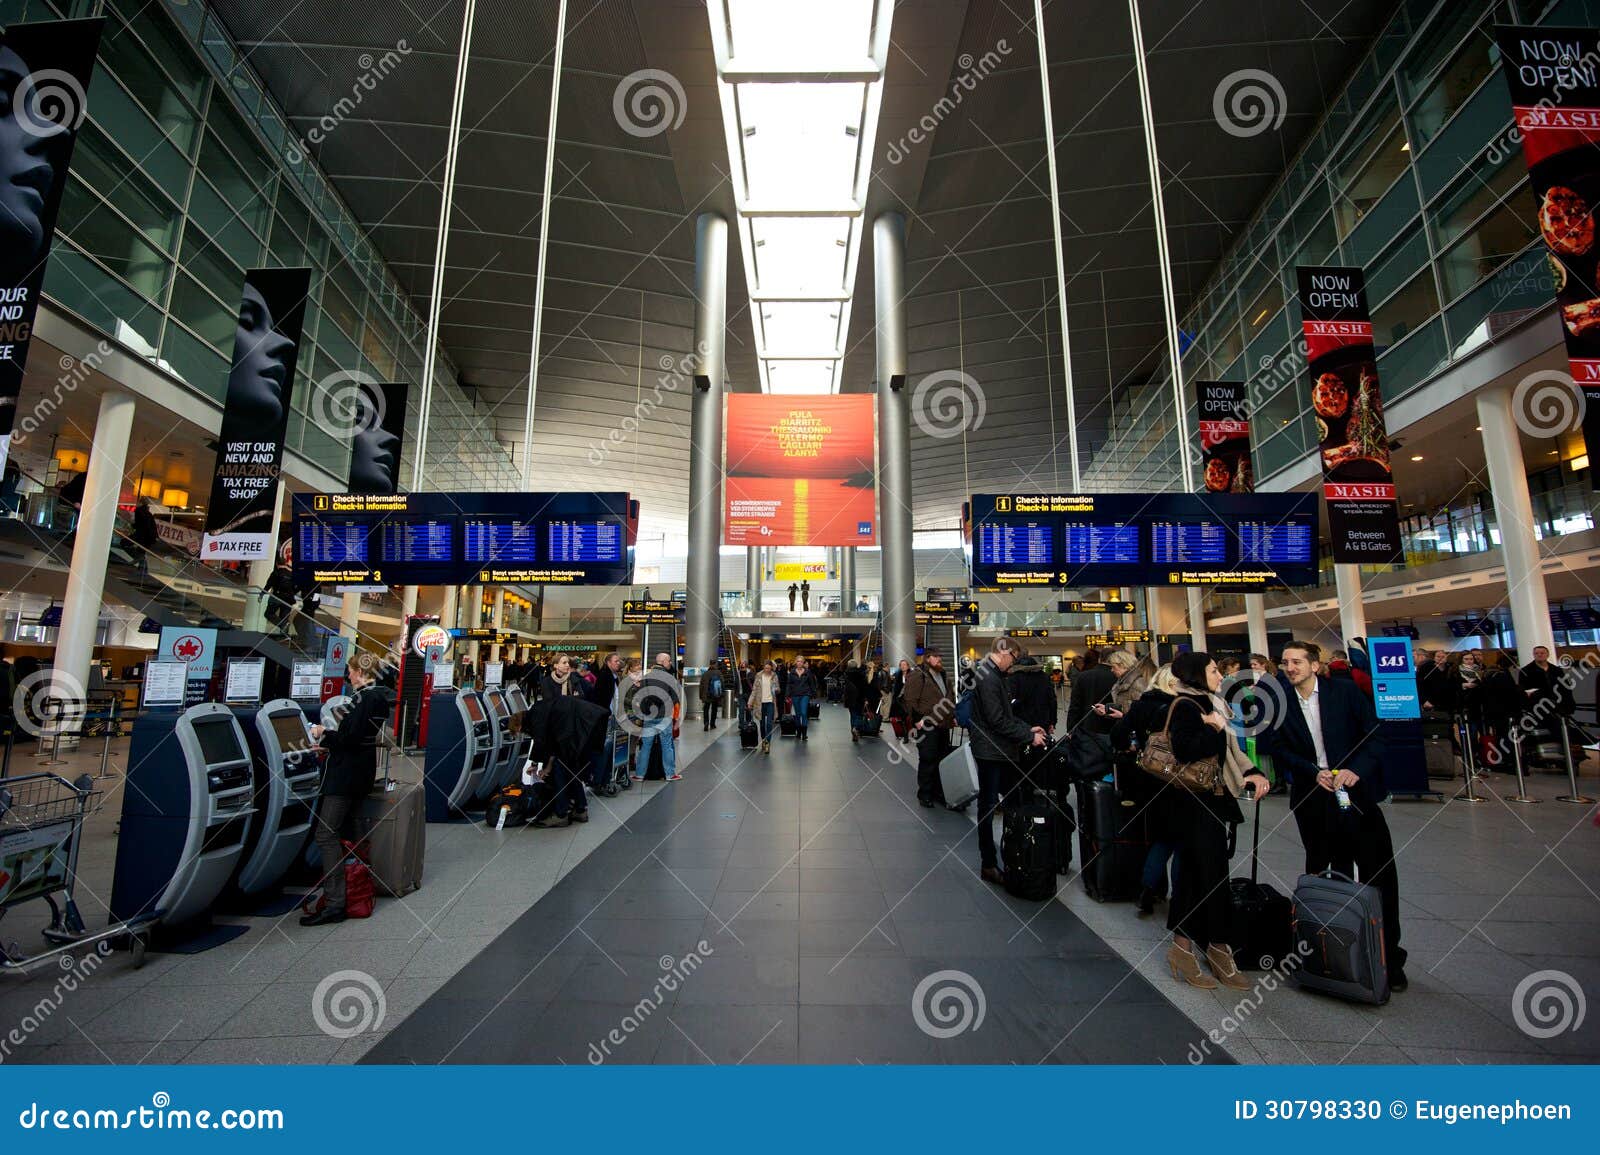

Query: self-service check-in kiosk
[
  {"left": 422, "top": 690, "right": 493, "bottom": 821},
  {"left": 475, "top": 689, "right": 519, "bottom": 799},
  {"left": 229, "top": 701, "right": 322, "bottom": 896},
  {"left": 503, "top": 684, "right": 532, "bottom": 784},
  {"left": 110, "top": 702, "right": 257, "bottom": 933}
]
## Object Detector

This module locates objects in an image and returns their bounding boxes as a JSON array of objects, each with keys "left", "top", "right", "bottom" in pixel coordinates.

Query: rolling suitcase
[
  {"left": 740, "top": 719, "right": 760, "bottom": 749},
  {"left": 939, "top": 742, "right": 980, "bottom": 812},
  {"left": 1075, "top": 776, "right": 1146, "bottom": 902},
  {"left": 1001, "top": 794, "right": 1058, "bottom": 901},
  {"left": 807, "top": 701, "right": 821, "bottom": 719},
  {"left": 1291, "top": 870, "right": 1389, "bottom": 1005},
  {"left": 779, "top": 713, "right": 799, "bottom": 737},
  {"left": 1420, "top": 710, "right": 1456, "bottom": 779},
  {"left": 349, "top": 781, "right": 425, "bottom": 897},
  {"left": 1226, "top": 795, "right": 1293, "bottom": 970}
]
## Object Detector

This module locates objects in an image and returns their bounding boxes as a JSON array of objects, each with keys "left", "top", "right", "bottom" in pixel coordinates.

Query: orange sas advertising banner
[{"left": 724, "top": 395, "right": 877, "bottom": 547}]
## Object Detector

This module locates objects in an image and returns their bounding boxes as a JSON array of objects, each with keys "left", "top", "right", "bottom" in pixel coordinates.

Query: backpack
[
  {"left": 710, "top": 675, "right": 723, "bottom": 696},
  {"left": 954, "top": 687, "right": 975, "bottom": 729}
]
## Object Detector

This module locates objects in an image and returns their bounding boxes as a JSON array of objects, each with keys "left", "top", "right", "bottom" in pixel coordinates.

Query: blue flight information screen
[
  {"left": 977, "top": 521, "right": 1052, "bottom": 565},
  {"left": 297, "top": 520, "right": 367, "bottom": 565},
  {"left": 1150, "top": 521, "right": 1227, "bottom": 564},
  {"left": 548, "top": 520, "right": 622, "bottom": 564},
  {"left": 1239, "top": 520, "right": 1313, "bottom": 564},
  {"left": 1064, "top": 522, "right": 1140, "bottom": 564},
  {"left": 463, "top": 519, "right": 538, "bottom": 563},
  {"left": 379, "top": 519, "right": 454, "bottom": 563}
]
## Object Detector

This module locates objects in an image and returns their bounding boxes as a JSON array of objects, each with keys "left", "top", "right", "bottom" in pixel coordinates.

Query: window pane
[
  {"left": 161, "top": 321, "right": 229, "bottom": 400},
  {"left": 42, "top": 238, "right": 164, "bottom": 355},
  {"left": 198, "top": 130, "right": 273, "bottom": 236},
  {"left": 180, "top": 227, "right": 244, "bottom": 303},
  {"left": 55, "top": 177, "right": 173, "bottom": 303},
  {"left": 1334, "top": 123, "right": 1413, "bottom": 239},
  {"left": 167, "top": 273, "right": 236, "bottom": 352},
  {"left": 99, "top": 8, "right": 205, "bottom": 152},
  {"left": 85, "top": 68, "right": 190, "bottom": 190},
  {"left": 1430, "top": 154, "right": 1527, "bottom": 249},
  {"left": 1406, "top": 26, "right": 1494, "bottom": 149},
  {"left": 1437, "top": 196, "right": 1538, "bottom": 301},
  {"left": 185, "top": 175, "right": 265, "bottom": 269},
  {"left": 70, "top": 123, "right": 183, "bottom": 254},
  {"left": 1372, "top": 268, "right": 1439, "bottom": 353}
]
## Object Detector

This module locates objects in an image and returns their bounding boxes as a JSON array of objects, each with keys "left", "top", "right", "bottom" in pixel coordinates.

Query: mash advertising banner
[
  {"left": 724, "top": 394, "right": 876, "bottom": 547},
  {"left": 346, "top": 379, "right": 409, "bottom": 495},
  {"left": 1196, "top": 380, "right": 1253, "bottom": 493},
  {"left": 1495, "top": 24, "right": 1600, "bottom": 489},
  {"left": 201, "top": 268, "right": 311, "bottom": 560},
  {"left": 0, "top": 17, "right": 104, "bottom": 477},
  {"left": 1295, "top": 266, "right": 1403, "bottom": 563}
]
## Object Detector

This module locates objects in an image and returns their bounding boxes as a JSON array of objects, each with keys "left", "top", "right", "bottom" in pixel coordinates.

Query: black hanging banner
[
  {"left": 0, "top": 17, "right": 104, "bottom": 475},
  {"left": 1495, "top": 24, "right": 1600, "bottom": 489},
  {"left": 201, "top": 267, "right": 311, "bottom": 561},
  {"left": 1295, "top": 265, "right": 1403, "bottom": 564},
  {"left": 345, "top": 379, "right": 409, "bottom": 495},
  {"left": 1196, "top": 381, "right": 1253, "bottom": 493}
]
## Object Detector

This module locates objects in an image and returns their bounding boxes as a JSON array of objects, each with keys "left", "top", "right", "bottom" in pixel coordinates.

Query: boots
[
  {"left": 1205, "top": 944, "right": 1251, "bottom": 990},
  {"left": 1166, "top": 943, "right": 1219, "bottom": 989}
]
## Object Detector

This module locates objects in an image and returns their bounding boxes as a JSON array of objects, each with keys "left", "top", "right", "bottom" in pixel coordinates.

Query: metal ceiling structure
[{"left": 212, "top": 0, "right": 1393, "bottom": 531}]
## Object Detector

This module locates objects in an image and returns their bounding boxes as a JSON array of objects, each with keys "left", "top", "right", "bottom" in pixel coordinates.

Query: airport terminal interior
[{"left": 1, "top": 0, "right": 1600, "bottom": 1069}]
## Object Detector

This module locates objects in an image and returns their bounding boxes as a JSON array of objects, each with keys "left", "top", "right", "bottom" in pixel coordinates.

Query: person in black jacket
[
  {"left": 1151, "top": 652, "right": 1269, "bottom": 990},
  {"left": 968, "top": 639, "right": 1047, "bottom": 884},
  {"left": 1257, "top": 640, "right": 1405, "bottom": 991},
  {"left": 1418, "top": 649, "right": 1457, "bottom": 715},
  {"left": 1008, "top": 654, "right": 1057, "bottom": 734},
  {"left": 524, "top": 692, "right": 608, "bottom": 825},
  {"left": 1066, "top": 649, "right": 1116, "bottom": 735},
  {"left": 302, "top": 656, "right": 395, "bottom": 925},
  {"left": 788, "top": 657, "right": 819, "bottom": 741}
]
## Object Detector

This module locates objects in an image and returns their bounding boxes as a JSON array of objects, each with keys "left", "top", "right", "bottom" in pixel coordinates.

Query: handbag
[{"left": 1137, "top": 699, "right": 1222, "bottom": 795}]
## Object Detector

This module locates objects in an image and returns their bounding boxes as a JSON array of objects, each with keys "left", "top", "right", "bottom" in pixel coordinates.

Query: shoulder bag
[{"left": 1137, "top": 698, "right": 1222, "bottom": 795}]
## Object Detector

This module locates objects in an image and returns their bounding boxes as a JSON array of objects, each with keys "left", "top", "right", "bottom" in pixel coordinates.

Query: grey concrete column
[
  {"left": 745, "top": 547, "right": 761, "bottom": 611},
  {"left": 1477, "top": 384, "right": 1553, "bottom": 660},
  {"left": 1245, "top": 593, "right": 1269, "bottom": 656},
  {"left": 840, "top": 547, "right": 857, "bottom": 614},
  {"left": 1333, "top": 565, "right": 1368, "bottom": 651},
  {"left": 242, "top": 480, "right": 286, "bottom": 632},
  {"left": 489, "top": 587, "right": 506, "bottom": 661},
  {"left": 685, "top": 212, "right": 728, "bottom": 672},
  {"left": 874, "top": 212, "right": 915, "bottom": 666},
  {"left": 55, "top": 390, "right": 135, "bottom": 725},
  {"left": 1185, "top": 587, "right": 1208, "bottom": 652}
]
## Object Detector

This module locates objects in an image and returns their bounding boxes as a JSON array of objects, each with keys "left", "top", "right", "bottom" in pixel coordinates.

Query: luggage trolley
[{"left": 0, "top": 771, "right": 157, "bottom": 971}]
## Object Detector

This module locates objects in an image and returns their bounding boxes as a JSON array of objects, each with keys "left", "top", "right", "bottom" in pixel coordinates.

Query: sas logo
[
  {"left": 412, "top": 624, "right": 451, "bottom": 657},
  {"left": 857, "top": 521, "right": 873, "bottom": 536}
]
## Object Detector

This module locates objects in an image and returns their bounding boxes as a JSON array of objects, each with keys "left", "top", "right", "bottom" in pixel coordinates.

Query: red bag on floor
[
  {"left": 891, "top": 716, "right": 908, "bottom": 740},
  {"left": 343, "top": 840, "right": 375, "bottom": 919}
]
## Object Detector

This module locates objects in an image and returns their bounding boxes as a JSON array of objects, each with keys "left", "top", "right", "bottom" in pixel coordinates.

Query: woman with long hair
[{"left": 1149, "top": 652, "right": 1270, "bottom": 990}]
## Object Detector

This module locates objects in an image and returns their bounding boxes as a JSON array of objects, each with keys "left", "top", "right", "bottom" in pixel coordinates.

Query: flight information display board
[
  {"left": 291, "top": 492, "right": 634, "bottom": 586},
  {"left": 968, "top": 492, "right": 1318, "bottom": 589}
]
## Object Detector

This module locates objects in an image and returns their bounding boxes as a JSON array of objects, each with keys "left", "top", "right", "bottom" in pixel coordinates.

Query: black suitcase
[
  {"left": 740, "top": 720, "right": 760, "bottom": 749},
  {"left": 1292, "top": 871, "right": 1389, "bottom": 1005},
  {"left": 1226, "top": 794, "right": 1293, "bottom": 970},
  {"left": 857, "top": 714, "right": 882, "bottom": 737},
  {"left": 1001, "top": 794, "right": 1058, "bottom": 901},
  {"left": 779, "top": 713, "right": 798, "bottom": 736},
  {"left": 807, "top": 701, "right": 820, "bottom": 719},
  {"left": 1075, "top": 776, "right": 1147, "bottom": 902}
]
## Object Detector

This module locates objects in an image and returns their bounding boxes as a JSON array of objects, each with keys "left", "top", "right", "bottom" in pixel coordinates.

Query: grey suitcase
[
  {"left": 350, "top": 782, "right": 425, "bottom": 897},
  {"left": 1423, "top": 736, "right": 1456, "bottom": 779},
  {"left": 1290, "top": 871, "right": 1388, "bottom": 1005},
  {"left": 938, "top": 742, "right": 980, "bottom": 813}
]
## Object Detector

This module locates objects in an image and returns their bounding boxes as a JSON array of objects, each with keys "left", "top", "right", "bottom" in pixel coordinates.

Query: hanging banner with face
[
  {"left": 338, "top": 376, "right": 408, "bottom": 495},
  {"left": 0, "top": 17, "right": 104, "bottom": 476},
  {"left": 723, "top": 394, "right": 877, "bottom": 547},
  {"left": 1295, "top": 265, "right": 1403, "bottom": 564},
  {"left": 201, "top": 267, "right": 311, "bottom": 561},
  {"left": 1494, "top": 24, "right": 1600, "bottom": 489},
  {"left": 1196, "top": 381, "right": 1253, "bottom": 494}
]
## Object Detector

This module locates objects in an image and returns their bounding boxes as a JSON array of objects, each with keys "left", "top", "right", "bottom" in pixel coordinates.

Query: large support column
[
  {"left": 338, "top": 591, "right": 362, "bottom": 646},
  {"left": 745, "top": 547, "right": 761, "bottom": 613},
  {"left": 685, "top": 212, "right": 728, "bottom": 675},
  {"left": 489, "top": 587, "right": 506, "bottom": 661},
  {"left": 440, "top": 584, "right": 459, "bottom": 632},
  {"left": 1477, "top": 384, "right": 1554, "bottom": 660},
  {"left": 55, "top": 390, "right": 135, "bottom": 720},
  {"left": 1245, "top": 593, "right": 1270, "bottom": 656},
  {"left": 242, "top": 480, "right": 286, "bottom": 632},
  {"left": 840, "top": 547, "right": 857, "bottom": 614},
  {"left": 874, "top": 212, "right": 915, "bottom": 667},
  {"left": 1333, "top": 565, "right": 1367, "bottom": 651},
  {"left": 1185, "top": 587, "right": 1208, "bottom": 652}
]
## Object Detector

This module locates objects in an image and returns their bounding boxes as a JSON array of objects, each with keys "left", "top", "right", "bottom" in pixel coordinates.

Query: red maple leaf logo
[{"left": 173, "top": 636, "right": 202, "bottom": 660}]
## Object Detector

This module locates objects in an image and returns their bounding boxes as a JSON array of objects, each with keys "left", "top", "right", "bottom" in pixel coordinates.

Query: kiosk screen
[
  {"left": 269, "top": 712, "right": 311, "bottom": 752},
  {"left": 193, "top": 717, "right": 244, "bottom": 765},
  {"left": 462, "top": 695, "right": 485, "bottom": 723}
]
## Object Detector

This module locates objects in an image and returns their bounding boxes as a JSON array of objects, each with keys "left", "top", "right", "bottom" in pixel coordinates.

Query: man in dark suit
[
  {"left": 1259, "top": 640, "right": 1406, "bottom": 991},
  {"left": 1065, "top": 648, "right": 1115, "bottom": 735}
]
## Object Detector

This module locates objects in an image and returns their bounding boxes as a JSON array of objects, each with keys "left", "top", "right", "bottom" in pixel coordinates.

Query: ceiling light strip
[
  {"left": 522, "top": 0, "right": 569, "bottom": 488},
  {"left": 1034, "top": 0, "right": 1080, "bottom": 489}
]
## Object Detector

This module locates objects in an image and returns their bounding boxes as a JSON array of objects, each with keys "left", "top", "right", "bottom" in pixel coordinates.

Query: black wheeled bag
[
  {"left": 1075, "top": 776, "right": 1146, "bottom": 902},
  {"left": 807, "top": 701, "right": 821, "bottom": 719},
  {"left": 740, "top": 719, "right": 760, "bottom": 749},
  {"left": 1225, "top": 795, "right": 1293, "bottom": 970},
  {"left": 1290, "top": 870, "right": 1389, "bottom": 1005},
  {"left": 1001, "top": 794, "right": 1059, "bottom": 901},
  {"left": 779, "top": 713, "right": 799, "bottom": 736},
  {"left": 857, "top": 714, "right": 882, "bottom": 737}
]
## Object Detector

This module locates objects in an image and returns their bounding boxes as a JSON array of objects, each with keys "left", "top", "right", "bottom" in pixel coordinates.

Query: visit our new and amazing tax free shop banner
[
  {"left": 1495, "top": 23, "right": 1600, "bottom": 490},
  {"left": 201, "top": 268, "right": 311, "bottom": 561},
  {"left": 724, "top": 394, "right": 876, "bottom": 547},
  {"left": 1196, "top": 380, "right": 1253, "bottom": 494},
  {"left": 0, "top": 17, "right": 104, "bottom": 477},
  {"left": 1295, "top": 265, "right": 1403, "bottom": 564}
]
